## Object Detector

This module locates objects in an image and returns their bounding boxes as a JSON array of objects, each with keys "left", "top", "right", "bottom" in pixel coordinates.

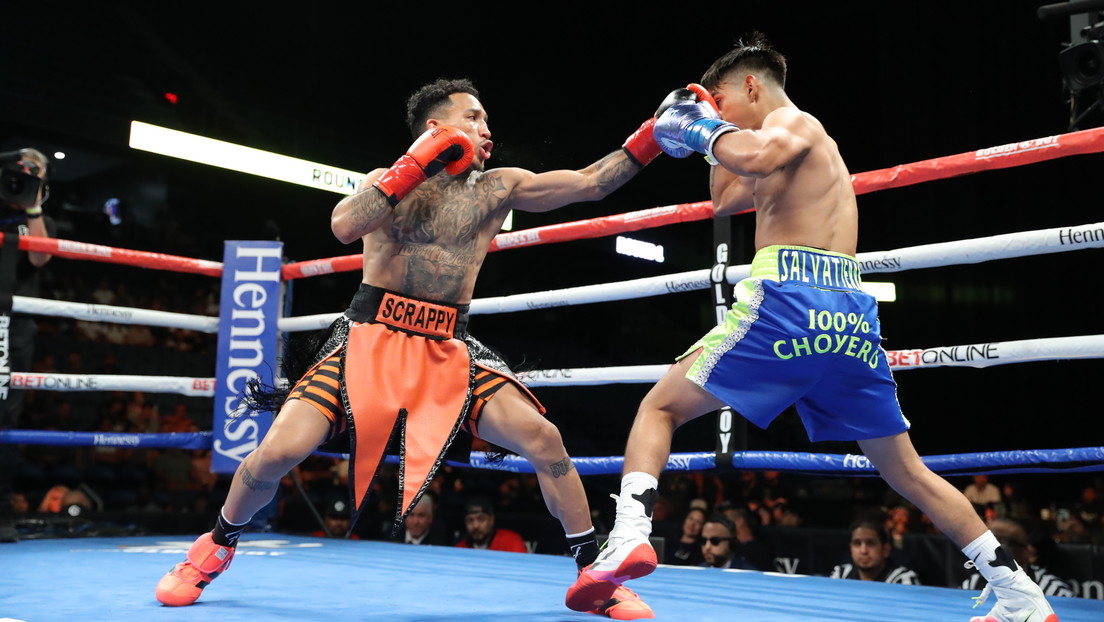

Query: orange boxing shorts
[{"left": 286, "top": 284, "right": 544, "bottom": 532}]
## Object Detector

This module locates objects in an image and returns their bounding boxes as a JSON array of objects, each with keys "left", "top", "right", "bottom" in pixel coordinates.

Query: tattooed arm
[
  {"left": 497, "top": 149, "right": 643, "bottom": 214},
  {"left": 331, "top": 169, "right": 391, "bottom": 244}
]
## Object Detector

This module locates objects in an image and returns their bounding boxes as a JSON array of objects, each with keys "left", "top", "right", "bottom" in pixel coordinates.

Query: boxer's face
[
  {"left": 429, "top": 93, "right": 491, "bottom": 171},
  {"left": 711, "top": 74, "right": 759, "bottom": 129}
]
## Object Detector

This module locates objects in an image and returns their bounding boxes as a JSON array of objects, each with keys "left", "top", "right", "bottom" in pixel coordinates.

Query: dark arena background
[{"left": 2, "top": 2, "right": 1104, "bottom": 621}]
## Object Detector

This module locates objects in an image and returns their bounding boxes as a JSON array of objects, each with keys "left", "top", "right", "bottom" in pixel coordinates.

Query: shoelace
[
  {"left": 963, "top": 560, "right": 993, "bottom": 609},
  {"left": 972, "top": 584, "right": 993, "bottom": 609}
]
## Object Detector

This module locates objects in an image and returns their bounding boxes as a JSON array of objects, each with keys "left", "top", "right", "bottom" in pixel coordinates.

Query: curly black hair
[{"left": 405, "top": 78, "right": 480, "bottom": 138}]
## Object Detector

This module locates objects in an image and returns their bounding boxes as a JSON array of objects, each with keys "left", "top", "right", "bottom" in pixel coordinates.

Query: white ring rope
[
  {"left": 12, "top": 333, "right": 1103, "bottom": 395},
  {"left": 854, "top": 220, "right": 1103, "bottom": 274},
  {"left": 10, "top": 373, "right": 216, "bottom": 396},
  {"left": 18, "top": 221, "right": 1101, "bottom": 334},
  {"left": 470, "top": 220, "right": 1104, "bottom": 317},
  {"left": 12, "top": 216, "right": 1103, "bottom": 397},
  {"left": 519, "top": 334, "right": 1104, "bottom": 386},
  {"left": 11, "top": 296, "right": 219, "bottom": 333}
]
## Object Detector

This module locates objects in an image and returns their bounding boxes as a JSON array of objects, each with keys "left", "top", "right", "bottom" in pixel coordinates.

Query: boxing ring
[{"left": 3, "top": 126, "right": 1104, "bottom": 621}]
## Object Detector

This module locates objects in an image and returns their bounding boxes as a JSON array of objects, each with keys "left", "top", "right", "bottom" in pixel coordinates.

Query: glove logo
[{"left": 656, "top": 136, "right": 693, "bottom": 159}]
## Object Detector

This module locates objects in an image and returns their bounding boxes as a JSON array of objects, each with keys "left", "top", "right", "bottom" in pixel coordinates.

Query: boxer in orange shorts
[{"left": 156, "top": 77, "right": 665, "bottom": 619}]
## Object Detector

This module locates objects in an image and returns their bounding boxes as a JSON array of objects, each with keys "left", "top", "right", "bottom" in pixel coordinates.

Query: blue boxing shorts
[{"left": 680, "top": 245, "right": 910, "bottom": 442}]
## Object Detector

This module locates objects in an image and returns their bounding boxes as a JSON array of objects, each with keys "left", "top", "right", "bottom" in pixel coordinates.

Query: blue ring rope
[{"left": 3, "top": 430, "right": 1102, "bottom": 477}]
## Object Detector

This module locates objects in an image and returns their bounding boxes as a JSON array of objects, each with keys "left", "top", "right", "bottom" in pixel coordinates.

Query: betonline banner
[{"left": 211, "top": 241, "right": 283, "bottom": 474}]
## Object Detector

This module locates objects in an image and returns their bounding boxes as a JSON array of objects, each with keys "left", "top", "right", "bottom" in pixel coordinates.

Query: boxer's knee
[{"left": 521, "top": 416, "right": 567, "bottom": 461}]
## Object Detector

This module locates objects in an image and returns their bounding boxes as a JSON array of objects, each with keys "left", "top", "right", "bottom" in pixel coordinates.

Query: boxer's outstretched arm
[
  {"left": 497, "top": 110, "right": 661, "bottom": 214},
  {"left": 497, "top": 149, "right": 642, "bottom": 214}
]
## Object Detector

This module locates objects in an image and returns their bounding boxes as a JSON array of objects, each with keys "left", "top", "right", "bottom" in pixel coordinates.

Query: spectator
[
  {"left": 665, "top": 507, "right": 706, "bottom": 566},
  {"left": 1074, "top": 483, "right": 1104, "bottom": 537},
  {"left": 963, "top": 475, "right": 1003, "bottom": 516},
  {"left": 699, "top": 514, "right": 738, "bottom": 569},
  {"left": 830, "top": 519, "right": 920, "bottom": 585},
  {"left": 37, "top": 484, "right": 94, "bottom": 515},
  {"left": 9, "top": 492, "right": 30, "bottom": 515},
  {"left": 884, "top": 504, "right": 915, "bottom": 550},
  {"left": 1000, "top": 481, "right": 1036, "bottom": 522},
  {"left": 311, "top": 497, "right": 359, "bottom": 540},
  {"left": 90, "top": 278, "right": 117, "bottom": 305},
  {"left": 1055, "top": 508, "right": 1093, "bottom": 545},
  {"left": 699, "top": 513, "right": 767, "bottom": 571},
  {"left": 770, "top": 499, "right": 803, "bottom": 527},
  {"left": 390, "top": 493, "right": 450, "bottom": 546},
  {"left": 962, "top": 517, "right": 1074, "bottom": 598},
  {"left": 455, "top": 497, "right": 526, "bottom": 553},
  {"left": 728, "top": 507, "right": 772, "bottom": 572},
  {"left": 0, "top": 147, "right": 54, "bottom": 541}
]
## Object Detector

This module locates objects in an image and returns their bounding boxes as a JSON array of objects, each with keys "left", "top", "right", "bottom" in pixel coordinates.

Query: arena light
[
  {"left": 128, "top": 120, "right": 517, "bottom": 232},
  {"left": 128, "top": 121, "right": 363, "bottom": 195},
  {"left": 863, "top": 281, "right": 896, "bottom": 302},
  {"left": 616, "top": 235, "right": 665, "bottom": 263}
]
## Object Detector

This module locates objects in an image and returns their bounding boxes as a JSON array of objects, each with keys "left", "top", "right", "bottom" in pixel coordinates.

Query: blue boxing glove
[{"left": 654, "top": 99, "right": 739, "bottom": 162}]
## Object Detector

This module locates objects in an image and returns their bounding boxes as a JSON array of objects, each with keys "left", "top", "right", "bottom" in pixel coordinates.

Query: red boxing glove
[
  {"left": 622, "top": 116, "right": 661, "bottom": 167},
  {"left": 373, "top": 126, "right": 474, "bottom": 207},
  {"left": 685, "top": 83, "right": 719, "bottom": 113}
]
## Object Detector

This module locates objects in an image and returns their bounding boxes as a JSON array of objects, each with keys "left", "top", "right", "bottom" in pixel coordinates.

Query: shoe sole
[
  {"left": 970, "top": 612, "right": 1060, "bottom": 622},
  {"left": 565, "top": 543, "right": 657, "bottom": 612}
]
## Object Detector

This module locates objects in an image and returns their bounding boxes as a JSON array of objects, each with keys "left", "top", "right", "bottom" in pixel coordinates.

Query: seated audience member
[
  {"left": 389, "top": 493, "right": 451, "bottom": 546},
  {"left": 665, "top": 507, "right": 706, "bottom": 566},
  {"left": 699, "top": 513, "right": 768, "bottom": 571},
  {"left": 311, "top": 497, "right": 360, "bottom": 539},
  {"left": 830, "top": 518, "right": 920, "bottom": 585},
  {"left": 37, "top": 485, "right": 94, "bottom": 515},
  {"left": 455, "top": 497, "right": 527, "bottom": 553},
  {"left": 963, "top": 474, "right": 1003, "bottom": 517},
  {"left": 728, "top": 507, "right": 772, "bottom": 572}
]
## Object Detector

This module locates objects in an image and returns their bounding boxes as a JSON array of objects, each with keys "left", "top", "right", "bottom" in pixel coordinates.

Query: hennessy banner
[
  {"left": 0, "top": 233, "right": 20, "bottom": 403},
  {"left": 211, "top": 240, "right": 283, "bottom": 473}
]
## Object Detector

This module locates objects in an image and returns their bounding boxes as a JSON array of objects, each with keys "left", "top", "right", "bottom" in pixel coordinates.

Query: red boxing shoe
[
  {"left": 566, "top": 528, "right": 657, "bottom": 612},
  {"left": 155, "top": 532, "right": 235, "bottom": 606},
  {"left": 590, "top": 584, "right": 655, "bottom": 620}
]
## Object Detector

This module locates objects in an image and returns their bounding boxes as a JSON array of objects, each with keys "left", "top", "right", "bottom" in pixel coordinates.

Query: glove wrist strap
[
  {"left": 703, "top": 123, "right": 738, "bottom": 166},
  {"left": 622, "top": 117, "right": 661, "bottom": 167},
  {"left": 372, "top": 155, "right": 427, "bottom": 207}
]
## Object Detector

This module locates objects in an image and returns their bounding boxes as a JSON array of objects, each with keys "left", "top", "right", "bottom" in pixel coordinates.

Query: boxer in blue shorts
[
  {"left": 568, "top": 33, "right": 1058, "bottom": 622},
  {"left": 680, "top": 244, "right": 908, "bottom": 443}
]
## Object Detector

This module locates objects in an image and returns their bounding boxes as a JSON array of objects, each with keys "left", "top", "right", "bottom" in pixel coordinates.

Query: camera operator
[{"left": 0, "top": 147, "right": 55, "bottom": 543}]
